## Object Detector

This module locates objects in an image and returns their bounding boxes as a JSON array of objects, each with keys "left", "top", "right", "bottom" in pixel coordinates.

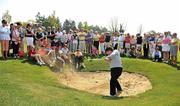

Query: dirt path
[{"left": 57, "top": 69, "right": 152, "bottom": 97}]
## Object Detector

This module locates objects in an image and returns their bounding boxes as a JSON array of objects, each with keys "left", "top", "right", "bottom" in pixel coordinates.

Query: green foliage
[
  {"left": 35, "top": 11, "right": 61, "bottom": 28},
  {"left": 89, "top": 25, "right": 108, "bottom": 33},
  {"left": 62, "top": 19, "right": 77, "bottom": 33},
  {"left": 78, "top": 22, "right": 83, "bottom": 30},
  {"left": 83, "top": 21, "right": 89, "bottom": 30}
]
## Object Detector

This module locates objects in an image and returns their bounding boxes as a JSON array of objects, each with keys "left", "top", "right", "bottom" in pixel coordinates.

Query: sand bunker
[{"left": 57, "top": 69, "right": 152, "bottom": 97}]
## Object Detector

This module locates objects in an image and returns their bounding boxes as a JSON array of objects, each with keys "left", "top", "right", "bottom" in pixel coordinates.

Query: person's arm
[
  {"left": 47, "top": 50, "right": 52, "bottom": 55},
  {"left": 105, "top": 57, "right": 111, "bottom": 62},
  {"left": 107, "top": 50, "right": 117, "bottom": 59}
]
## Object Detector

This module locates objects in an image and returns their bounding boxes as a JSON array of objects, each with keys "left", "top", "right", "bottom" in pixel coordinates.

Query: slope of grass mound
[{"left": 0, "top": 58, "right": 180, "bottom": 106}]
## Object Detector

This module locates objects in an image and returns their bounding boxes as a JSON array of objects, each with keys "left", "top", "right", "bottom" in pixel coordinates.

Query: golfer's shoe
[
  {"left": 116, "top": 90, "right": 122, "bottom": 96},
  {"left": 42, "top": 62, "right": 46, "bottom": 65}
]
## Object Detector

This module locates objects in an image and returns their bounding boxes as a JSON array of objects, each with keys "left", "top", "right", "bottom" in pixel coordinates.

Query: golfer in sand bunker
[{"left": 105, "top": 47, "right": 123, "bottom": 97}]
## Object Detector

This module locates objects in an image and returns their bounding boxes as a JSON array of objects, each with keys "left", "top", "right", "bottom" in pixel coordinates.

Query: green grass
[{"left": 0, "top": 58, "right": 180, "bottom": 106}]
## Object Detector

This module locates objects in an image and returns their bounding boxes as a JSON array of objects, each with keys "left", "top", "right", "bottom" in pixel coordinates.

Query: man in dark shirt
[{"left": 105, "top": 32, "right": 111, "bottom": 49}]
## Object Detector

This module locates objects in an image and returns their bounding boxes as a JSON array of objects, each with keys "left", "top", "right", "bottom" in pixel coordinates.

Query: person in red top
[
  {"left": 99, "top": 33, "right": 105, "bottom": 54},
  {"left": 125, "top": 33, "right": 131, "bottom": 56},
  {"left": 28, "top": 46, "right": 45, "bottom": 66}
]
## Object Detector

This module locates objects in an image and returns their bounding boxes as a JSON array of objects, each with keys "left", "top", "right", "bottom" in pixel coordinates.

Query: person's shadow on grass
[{"left": 102, "top": 95, "right": 124, "bottom": 100}]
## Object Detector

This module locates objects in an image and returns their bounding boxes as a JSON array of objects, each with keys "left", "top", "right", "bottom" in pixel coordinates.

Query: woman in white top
[
  {"left": 112, "top": 33, "right": 119, "bottom": 50},
  {"left": 25, "top": 24, "right": 34, "bottom": 53},
  {"left": 0, "top": 20, "right": 11, "bottom": 59}
]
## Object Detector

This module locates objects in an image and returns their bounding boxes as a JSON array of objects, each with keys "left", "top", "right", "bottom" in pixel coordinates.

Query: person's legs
[
  {"left": 86, "top": 43, "right": 90, "bottom": 54},
  {"left": 174, "top": 56, "right": 177, "bottom": 64},
  {"left": 79, "top": 41, "right": 83, "bottom": 52},
  {"left": 1, "top": 41, "right": 4, "bottom": 58},
  {"left": 20, "top": 38, "right": 24, "bottom": 51},
  {"left": 154, "top": 55, "right": 160, "bottom": 62},
  {"left": 4, "top": 40, "right": 9, "bottom": 59},
  {"left": 12, "top": 41, "right": 16, "bottom": 57},
  {"left": 72, "top": 43, "right": 77, "bottom": 52},
  {"left": 34, "top": 55, "right": 41, "bottom": 65},
  {"left": 75, "top": 56, "right": 81, "bottom": 68},
  {"left": 163, "top": 52, "right": 165, "bottom": 61},
  {"left": 110, "top": 67, "right": 122, "bottom": 96},
  {"left": 100, "top": 43, "right": 105, "bottom": 54},
  {"left": 167, "top": 52, "right": 170, "bottom": 62},
  {"left": 83, "top": 41, "right": 86, "bottom": 53},
  {"left": 38, "top": 55, "right": 45, "bottom": 64},
  {"left": 114, "top": 43, "right": 118, "bottom": 50}
]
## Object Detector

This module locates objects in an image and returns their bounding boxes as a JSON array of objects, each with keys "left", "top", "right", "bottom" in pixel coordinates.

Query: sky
[{"left": 0, "top": 0, "right": 180, "bottom": 35}]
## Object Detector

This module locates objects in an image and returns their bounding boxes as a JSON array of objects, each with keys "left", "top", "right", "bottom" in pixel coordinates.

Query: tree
[
  {"left": 63, "top": 19, "right": 70, "bottom": 32},
  {"left": 35, "top": 11, "right": 61, "bottom": 28},
  {"left": 101, "top": 27, "right": 108, "bottom": 32},
  {"left": 109, "top": 17, "right": 119, "bottom": 33},
  {"left": 62, "top": 19, "right": 77, "bottom": 33},
  {"left": 35, "top": 12, "right": 46, "bottom": 24},
  {"left": 89, "top": 25, "right": 108, "bottom": 33},
  {"left": 2, "top": 10, "right": 12, "bottom": 23},
  {"left": 78, "top": 22, "right": 83, "bottom": 30},
  {"left": 71, "top": 20, "right": 76, "bottom": 31},
  {"left": 83, "top": 21, "right": 89, "bottom": 30}
]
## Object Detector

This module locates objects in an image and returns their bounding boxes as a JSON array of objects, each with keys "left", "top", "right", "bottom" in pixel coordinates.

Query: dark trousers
[
  {"left": 12, "top": 41, "right": 19, "bottom": 55},
  {"left": 93, "top": 41, "right": 99, "bottom": 50},
  {"left": 143, "top": 44, "right": 149, "bottom": 58},
  {"left": 114, "top": 43, "right": 118, "bottom": 50},
  {"left": 154, "top": 55, "right": 161, "bottom": 62},
  {"left": 157, "top": 45, "right": 163, "bottom": 59},
  {"left": 75, "top": 56, "right": 83, "bottom": 65},
  {"left": 110, "top": 67, "right": 123, "bottom": 95}
]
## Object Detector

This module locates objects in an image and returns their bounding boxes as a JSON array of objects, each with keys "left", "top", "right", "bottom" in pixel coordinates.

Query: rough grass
[{"left": 0, "top": 57, "right": 180, "bottom": 106}]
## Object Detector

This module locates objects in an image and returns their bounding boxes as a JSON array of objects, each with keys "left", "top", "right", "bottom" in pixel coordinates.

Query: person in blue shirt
[{"left": 152, "top": 47, "right": 162, "bottom": 62}]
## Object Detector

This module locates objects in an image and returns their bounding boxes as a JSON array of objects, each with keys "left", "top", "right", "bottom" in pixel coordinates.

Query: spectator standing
[
  {"left": 25, "top": 24, "right": 34, "bottom": 53},
  {"left": 0, "top": 20, "right": 11, "bottom": 59},
  {"left": 170, "top": 33, "right": 178, "bottom": 65},
  {"left": 143, "top": 33, "right": 149, "bottom": 58},
  {"left": 105, "top": 32, "right": 111, "bottom": 49},
  {"left": 72, "top": 31, "right": 78, "bottom": 52},
  {"left": 162, "top": 32, "right": 171, "bottom": 63},
  {"left": 85, "top": 30, "right": 93, "bottom": 54},
  {"left": 78, "top": 29, "right": 86, "bottom": 53},
  {"left": 99, "top": 33, "right": 105, "bottom": 54},
  {"left": 11, "top": 24, "right": 20, "bottom": 58},
  {"left": 93, "top": 31, "right": 100, "bottom": 50}
]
